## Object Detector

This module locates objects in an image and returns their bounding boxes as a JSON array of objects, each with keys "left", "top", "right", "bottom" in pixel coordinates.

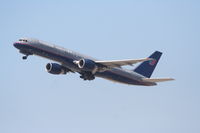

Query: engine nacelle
[
  {"left": 77, "top": 59, "right": 97, "bottom": 72},
  {"left": 46, "top": 63, "right": 68, "bottom": 75}
]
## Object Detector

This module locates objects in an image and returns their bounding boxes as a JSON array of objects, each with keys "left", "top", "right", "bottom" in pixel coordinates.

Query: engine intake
[
  {"left": 46, "top": 63, "right": 68, "bottom": 75},
  {"left": 77, "top": 59, "right": 97, "bottom": 72}
]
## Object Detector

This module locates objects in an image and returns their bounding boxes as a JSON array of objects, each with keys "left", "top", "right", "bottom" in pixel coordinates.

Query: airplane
[{"left": 13, "top": 38, "right": 174, "bottom": 86}]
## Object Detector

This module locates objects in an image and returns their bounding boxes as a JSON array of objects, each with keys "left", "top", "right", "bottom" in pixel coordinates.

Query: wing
[
  {"left": 95, "top": 58, "right": 152, "bottom": 68},
  {"left": 142, "top": 78, "right": 174, "bottom": 83}
]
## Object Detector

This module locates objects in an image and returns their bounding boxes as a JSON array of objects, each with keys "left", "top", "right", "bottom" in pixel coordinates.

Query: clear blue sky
[{"left": 1, "top": 0, "right": 200, "bottom": 133}]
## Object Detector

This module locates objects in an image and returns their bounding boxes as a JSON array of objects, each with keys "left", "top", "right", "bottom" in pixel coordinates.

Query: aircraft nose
[
  {"left": 13, "top": 42, "right": 20, "bottom": 49},
  {"left": 13, "top": 42, "right": 17, "bottom": 48}
]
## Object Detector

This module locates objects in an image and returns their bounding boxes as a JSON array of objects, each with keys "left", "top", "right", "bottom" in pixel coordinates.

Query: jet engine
[
  {"left": 77, "top": 59, "right": 97, "bottom": 72},
  {"left": 46, "top": 63, "right": 68, "bottom": 75}
]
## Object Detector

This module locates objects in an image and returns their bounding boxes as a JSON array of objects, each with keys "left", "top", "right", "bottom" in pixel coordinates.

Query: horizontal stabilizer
[{"left": 142, "top": 78, "right": 174, "bottom": 83}]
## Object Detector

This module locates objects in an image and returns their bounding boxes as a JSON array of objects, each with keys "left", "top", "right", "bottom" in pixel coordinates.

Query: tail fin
[{"left": 134, "top": 51, "right": 162, "bottom": 78}]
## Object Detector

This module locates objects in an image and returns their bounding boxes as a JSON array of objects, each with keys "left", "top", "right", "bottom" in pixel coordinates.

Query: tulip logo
[{"left": 149, "top": 59, "right": 157, "bottom": 66}]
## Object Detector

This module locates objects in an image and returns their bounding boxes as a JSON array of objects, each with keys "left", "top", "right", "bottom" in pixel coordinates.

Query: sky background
[{"left": 1, "top": 0, "right": 200, "bottom": 133}]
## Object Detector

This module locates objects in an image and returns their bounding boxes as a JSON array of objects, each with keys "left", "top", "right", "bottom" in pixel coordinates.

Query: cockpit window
[{"left": 19, "top": 39, "right": 28, "bottom": 42}]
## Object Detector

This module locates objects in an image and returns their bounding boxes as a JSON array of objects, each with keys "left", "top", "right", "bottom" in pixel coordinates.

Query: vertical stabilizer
[{"left": 134, "top": 51, "right": 162, "bottom": 78}]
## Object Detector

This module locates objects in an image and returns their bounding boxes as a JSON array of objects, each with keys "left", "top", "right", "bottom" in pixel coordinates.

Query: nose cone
[
  {"left": 13, "top": 42, "right": 17, "bottom": 48},
  {"left": 13, "top": 42, "right": 20, "bottom": 49}
]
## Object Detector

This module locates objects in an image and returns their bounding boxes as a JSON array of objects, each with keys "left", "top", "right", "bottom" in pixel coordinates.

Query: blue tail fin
[{"left": 134, "top": 51, "right": 162, "bottom": 78}]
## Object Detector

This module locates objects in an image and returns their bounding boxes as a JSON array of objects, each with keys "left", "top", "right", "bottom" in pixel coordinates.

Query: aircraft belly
[
  {"left": 95, "top": 69, "right": 156, "bottom": 86},
  {"left": 95, "top": 70, "right": 142, "bottom": 85}
]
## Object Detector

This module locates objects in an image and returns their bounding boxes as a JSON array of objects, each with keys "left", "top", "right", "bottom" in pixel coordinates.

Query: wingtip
[{"left": 169, "top": 78, "right": 175, "bottom": 81}]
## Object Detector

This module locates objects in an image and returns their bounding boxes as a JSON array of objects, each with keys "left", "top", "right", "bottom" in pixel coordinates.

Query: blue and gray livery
[{"left": 13, "top": 38, "right": 174, "bottom": 86}]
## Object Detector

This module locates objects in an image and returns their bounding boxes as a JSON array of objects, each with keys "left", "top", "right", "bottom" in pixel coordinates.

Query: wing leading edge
[{"left": 95, "top": 58, "right": 152, "bottom": 68}]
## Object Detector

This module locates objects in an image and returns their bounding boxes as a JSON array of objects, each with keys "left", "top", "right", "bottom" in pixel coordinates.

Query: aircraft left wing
[{"left": 95, "top": 58, "right": 152, "bottom": 68}]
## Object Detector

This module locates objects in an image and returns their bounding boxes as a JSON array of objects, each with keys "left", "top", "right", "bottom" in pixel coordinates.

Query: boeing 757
[{"left": 13, "top": 38, "right": 174, "bottom": 86}]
